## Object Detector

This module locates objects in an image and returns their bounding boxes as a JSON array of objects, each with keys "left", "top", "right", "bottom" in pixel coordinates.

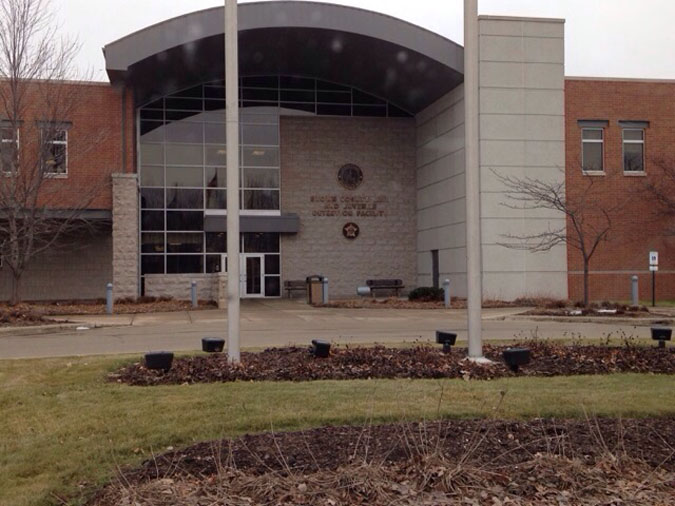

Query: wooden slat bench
[
  {"left": 366, "top": 279, "right": 405, "bottom": 297},
  {"left": 284, "top": 280, "right": 307, "bottom": 298}
]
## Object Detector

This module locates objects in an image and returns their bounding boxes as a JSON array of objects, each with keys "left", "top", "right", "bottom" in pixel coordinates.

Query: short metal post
[
  {"left": 443, "top": 279, "right": 451, "bottom": 308},
  {"left": 322, "top": 277, "right": 329, "bottom": 304},
  {"left": 106, "top": 283, "right": 113, "bottom": 315},
  {"left": 191, "top": 280, "right": 198, "bottom": 308},
  {"left": 631, "top": 275, "right": 639, "bottom": 307}
]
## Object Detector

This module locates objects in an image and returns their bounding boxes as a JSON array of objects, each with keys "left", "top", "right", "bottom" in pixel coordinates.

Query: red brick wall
[
  {"left": 565, "top": 79, "right": 675, "bottom": 302},
  {"left": 2, "top": 80, "right": 134, "bottom": 210}
]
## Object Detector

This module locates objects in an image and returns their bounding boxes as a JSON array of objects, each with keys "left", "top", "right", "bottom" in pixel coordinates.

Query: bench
[
  {"left": 366, "top": 279, "right": 405, "bottom": 297},
  {"left": 284, "top": 280, "right": 307, "bottom": 298}
]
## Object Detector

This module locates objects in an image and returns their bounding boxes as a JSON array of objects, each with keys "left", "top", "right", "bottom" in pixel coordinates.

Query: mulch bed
[
  {"left": 318, "top": 297, "right": 544, "bottom": 310},
  {"left": 89, "top": 417, "right": 675, "bottom": 505},
  {"left": 0, "top": 304, "right": 62, "bottom": 327},
  {"left": 111, "top": 341, "right": 675, "bottom": 386},
  {"left": 524, "top": 305, "right": 670, "bottom": 319},
  {"left": 0, "top": 299, "right": 216, "bottom": 318}
]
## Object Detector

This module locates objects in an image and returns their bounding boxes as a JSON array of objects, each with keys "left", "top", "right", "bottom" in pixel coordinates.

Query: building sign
[
  {"left": 649, "top": 251, "right": 658, "bottom": 272},
  {"left": 342, "top": 222, "right": 360, "bottom": 239},
  {"left": 337, "top": 164, "right": 364, "bottom": 190},
  {"left": 310, "top": 194, "right": 389, "bottom": 217}
]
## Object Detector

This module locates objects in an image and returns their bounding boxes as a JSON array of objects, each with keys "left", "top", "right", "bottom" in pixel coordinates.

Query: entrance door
[
  {"left": 219, "top": 254, "right": 266, "bottom": 298},
  {"left": 241, "top": 254, "right": 265, "bottom": 298}
]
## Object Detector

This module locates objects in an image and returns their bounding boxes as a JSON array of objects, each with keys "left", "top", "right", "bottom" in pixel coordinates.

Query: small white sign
[
  {"left": 649, "top": 251, "right": 658, "bottom": 266},
  {"left": 650, "top": 265, "right": 658, "bottom": 272}
]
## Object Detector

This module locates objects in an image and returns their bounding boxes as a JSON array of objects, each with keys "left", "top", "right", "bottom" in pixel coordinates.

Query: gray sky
[{"left": 55, "top": 0, "right": 674, "bottom": 82}]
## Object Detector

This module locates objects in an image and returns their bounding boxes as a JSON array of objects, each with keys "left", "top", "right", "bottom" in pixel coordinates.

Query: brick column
[{"left": 112, "top": 173, "right": 139, "bottom": 300}]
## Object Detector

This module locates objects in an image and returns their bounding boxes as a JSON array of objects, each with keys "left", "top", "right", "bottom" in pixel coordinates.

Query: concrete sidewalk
[{"left": 0, "top": 299, "right": 666, "bottom": 359}]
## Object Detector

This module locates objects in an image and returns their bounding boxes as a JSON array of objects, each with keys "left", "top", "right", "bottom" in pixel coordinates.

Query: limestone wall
[
  {"left": 144, "top": 273, "right": 218, "bottom": 301},
  {"left": 478, "top": 16, "right": 568, "bottom": 300},
  {"left": 415, "top": 86, "right": 467, "bottom": 294},
  {"left": 280, "top": 116, "right": 417, "bottom": 298},
  {"left": 112, "top": 173, "right": 139, "bottom": 299}
]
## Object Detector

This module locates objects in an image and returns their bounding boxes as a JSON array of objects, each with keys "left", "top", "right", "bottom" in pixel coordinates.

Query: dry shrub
[{"left": 91, "top": 418, "right": 675, "bottom": 506}]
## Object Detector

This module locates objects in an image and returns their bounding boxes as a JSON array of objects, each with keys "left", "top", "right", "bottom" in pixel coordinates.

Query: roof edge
[{"left": 478, "top": 14, "right": 565, "bottom": 24}]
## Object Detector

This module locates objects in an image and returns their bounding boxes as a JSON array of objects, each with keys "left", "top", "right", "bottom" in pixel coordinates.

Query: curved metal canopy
[{"left": 104, "top": 1, "right": 464, "bottom": 113}]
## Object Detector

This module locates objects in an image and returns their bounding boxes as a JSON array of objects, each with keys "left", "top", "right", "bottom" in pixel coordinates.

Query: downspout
[{"left": 121, "top": 86, "right": 127, "bottom": 172}]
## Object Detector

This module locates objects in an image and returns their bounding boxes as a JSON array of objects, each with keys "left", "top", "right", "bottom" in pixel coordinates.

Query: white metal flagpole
[
  {"left": 225, "top": 0, "right": 241, "bottom": 363},
  {"left": 464, "top": 0, "right": 484, "bottom": 359}
]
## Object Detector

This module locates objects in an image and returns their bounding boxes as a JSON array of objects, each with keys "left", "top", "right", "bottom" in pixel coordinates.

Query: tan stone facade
[
  {"left": 280, "top": 116, "right": 417, "bottom": 298},
  {"left": 112, "top": 173, "right": 139, "bottom": 300},
  {"left": 144, "top": 274, "right": 217, "bottom": 301}
]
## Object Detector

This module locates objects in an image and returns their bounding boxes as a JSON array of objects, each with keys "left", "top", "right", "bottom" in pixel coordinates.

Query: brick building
[{"left": 1, "top": 2, "right": 672, "bottom": 302}]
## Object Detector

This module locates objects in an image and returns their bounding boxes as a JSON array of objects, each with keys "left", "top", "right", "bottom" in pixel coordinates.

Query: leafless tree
[
  {"left": 494, "top": 169, "right": 623, "bottom": 307},
  {"left": 641, "top": 159, "right": 675, "bottom": 236},
  {"left": 0, "top": 0, "right": 109, "bottom": 304}
]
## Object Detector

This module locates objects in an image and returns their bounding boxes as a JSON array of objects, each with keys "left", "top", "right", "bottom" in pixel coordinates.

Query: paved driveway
[{"left": 0, "top": 299, "right": 665, "bottom": 359}]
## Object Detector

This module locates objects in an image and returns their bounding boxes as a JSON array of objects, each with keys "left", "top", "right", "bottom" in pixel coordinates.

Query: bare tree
[
  {"left": 0, "top": 0, "right": 109, "bottom": 304},
  {"left": 494, "top": 170, "right": 622, "bottom": 307},
  {"left": 641, "top": 159, "right": 675, "bottom": 236}
]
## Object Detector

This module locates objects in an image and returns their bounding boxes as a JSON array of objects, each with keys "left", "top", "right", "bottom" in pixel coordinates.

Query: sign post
[{"left": 649, "top": 251, "right": 658, "bottom": 307}]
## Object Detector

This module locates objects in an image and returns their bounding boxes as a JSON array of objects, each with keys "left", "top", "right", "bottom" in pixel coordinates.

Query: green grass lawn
[{"left": 1, "top": 355, "right": 674, "bottom": 506}]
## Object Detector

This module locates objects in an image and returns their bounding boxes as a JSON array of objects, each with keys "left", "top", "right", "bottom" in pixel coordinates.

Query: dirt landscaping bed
[
  {"left": 89, "top": 417, "right": 675, "bottom": 506},
  {"left": 523, "top": 302, "right": 670, "bottom": 319},
  {"left": 0, "top": 304, "right": 63, "bottom": 327},
  {"left": 0, "top": 297, "right": 216, "bottom": 318},
  {"left": 112, "top": 341, "right": 675, "bottom": 386},
  {"left": 319, "top": 296, "right": 553, "bottom": 310}
]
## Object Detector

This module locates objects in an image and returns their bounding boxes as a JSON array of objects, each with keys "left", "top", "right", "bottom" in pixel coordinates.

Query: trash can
[{"left": 306, "top": 275, "right": 325, "bottom": 305}]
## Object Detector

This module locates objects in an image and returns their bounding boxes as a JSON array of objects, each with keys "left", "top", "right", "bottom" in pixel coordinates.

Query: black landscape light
[
  {"left": 503, "top": 347, "right": 531, "bottom": 373},
  {"left": 202, "top": 337, "right": 225, "bottom": 353},
  {"left": 651, "top": 327, "right": 672, "bottom": 349},
  {"left": 435, "top": 330, "right": 457, "bottom": 353},
  {"left": 311, "top": 339, "right": 331, "bottom": 358},
  {"left": 144, "top": 351, "right": 174, "bottom": 372}
]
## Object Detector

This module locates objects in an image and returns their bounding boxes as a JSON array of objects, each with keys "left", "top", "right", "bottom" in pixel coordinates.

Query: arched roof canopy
[{"left": 104, "top": 1, "right": 464, "bottom": 114}]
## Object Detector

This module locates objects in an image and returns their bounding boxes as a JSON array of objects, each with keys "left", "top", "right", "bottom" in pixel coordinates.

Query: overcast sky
[{"left": 53, "top": 0, "right": 675, "bottom": 82}]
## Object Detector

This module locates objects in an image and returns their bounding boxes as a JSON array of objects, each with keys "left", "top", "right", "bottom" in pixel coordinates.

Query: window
[
  {"left": 1, "top": 125, "right": 19, "bottom": 173},
  {"left": 42, "top": 128, "right": 68, "bottom": 175},
  {"left": 623, "top": 129, "right": 645, "bottom": 172},
  {"left": 581, "top": 128, "right": 604, "bottom": 172}
]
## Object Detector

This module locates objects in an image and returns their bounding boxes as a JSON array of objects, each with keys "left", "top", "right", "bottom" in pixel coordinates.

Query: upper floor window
[
  {"left": 42, "top": 127, "right": 68, "bottom": 176},
  {"left": 1, "top": 125, "right": 19, "bottom": 173},
  {"left": 581, "top": 128, "right": 604, "bottom": 172},
  {"left": 620, "top": 121, "right": 648, "bottom": 173}
]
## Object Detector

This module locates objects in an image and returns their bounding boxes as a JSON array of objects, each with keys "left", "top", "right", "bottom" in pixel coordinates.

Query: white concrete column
[
  {"left": 464, "top": 0, "right": 484, "bottom": 358},
  {"left": 225, "top": 0, "right": 241, "bottom": 363}
]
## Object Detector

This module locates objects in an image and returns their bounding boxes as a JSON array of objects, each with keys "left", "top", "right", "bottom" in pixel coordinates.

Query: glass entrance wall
[
  {"left": 138, "top": 76, "right": 410, "bottom": 290},
  {"left": 206, "top": 233, "right": 281, "bottom": 297}
]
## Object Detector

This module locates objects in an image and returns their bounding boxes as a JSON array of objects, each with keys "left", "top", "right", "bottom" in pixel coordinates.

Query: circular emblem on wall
[
  {"left": 342, "top": 222, "right": 360, "bottom": 240},
  {"left": 337, "top": 163, "right": 364, "bottom": 190}
]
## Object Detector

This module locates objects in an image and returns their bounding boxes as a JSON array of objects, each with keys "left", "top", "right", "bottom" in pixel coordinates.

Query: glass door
[{"left": 240, "top": 254, "right": 265, "bottom": 298}]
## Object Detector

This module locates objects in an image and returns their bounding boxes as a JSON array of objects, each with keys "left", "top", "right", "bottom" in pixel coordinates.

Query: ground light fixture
[
  {"left": 144, "top": 351, "right": 174, "bottom": 372},
  {"left": 651, "top": 327, "right": 672, "bottom": 348},
  {"left": 202, "top": 337, "right": 225, "bottom": 353},
  {"left": 502, "top": 347, "right": 531, "bottom": 373},
  {"left": 435, "top": 330, "right": 457, "bottom": 353},
  {"left": 311, "top": 339, "right": 331, "bottom": 358}
]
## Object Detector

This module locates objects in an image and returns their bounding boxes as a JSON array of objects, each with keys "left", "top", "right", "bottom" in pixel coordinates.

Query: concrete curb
[{"left": 0, "top": 321, "right": 130, "bottom": 337}]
